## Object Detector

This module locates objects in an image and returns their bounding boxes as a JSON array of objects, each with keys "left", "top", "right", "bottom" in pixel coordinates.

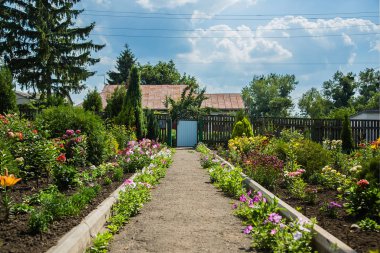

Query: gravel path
[{"left": 108, "top": 149, "right": 253, "bottom": 253}]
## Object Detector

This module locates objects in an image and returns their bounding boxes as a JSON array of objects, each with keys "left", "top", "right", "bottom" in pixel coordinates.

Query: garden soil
[{"left": 108, "top": 149, "right": 254, "bottom": 253}]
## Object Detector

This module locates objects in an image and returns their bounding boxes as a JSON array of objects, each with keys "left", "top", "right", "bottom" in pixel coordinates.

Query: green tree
[
  {"left": 139, "top": 60, "right": 198, "bottom": 85},
  {"left": 242, "top": 74, "right": 297, "bottom": 117},
  {"left": 355, "top": 68, "right": 380, "bottom": 110},
  {"left": 107, "top": 44, "right": 136, "bottom": 85},
  {"left": 104, "top": 85, "right": 126, "bottom": 119},
  {"left": 298, "top": 88, "right": 331, "bottom": 118},
  {"left": 0, "top": 0, "right": 104, "bottom": 101},
  {"left": 323, "top": 71, "right": 356, "bottom": 108},
  {"left": 117, "top": 66, "right": 146, "bottom": 139},
  {"left": 82, "top": 88, "right": 102, "bottom": 114},
  {"left": 164, "top": 83, "right": 207, "bottom": 121},
  {"left": 145, "top": 109, "right": 159, "bottom": 140},
  {"left": 232, "top": 117, "right": 253, "bottom": 138},
  {"left": 0, "top": 66, "right": 17, "bottom": 114}
]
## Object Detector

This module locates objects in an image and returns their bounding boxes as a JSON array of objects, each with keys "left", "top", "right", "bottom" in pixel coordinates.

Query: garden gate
[{"left": 177, "top": 120, "right": 198, "bottom": 147}]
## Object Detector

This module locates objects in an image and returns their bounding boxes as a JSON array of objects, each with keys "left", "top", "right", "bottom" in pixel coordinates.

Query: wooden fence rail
[{"left": 200, "top": 115, "right": 380, "bottom": 146}]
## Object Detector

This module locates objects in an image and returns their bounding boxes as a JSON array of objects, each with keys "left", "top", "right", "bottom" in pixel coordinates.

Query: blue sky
[{"left": 72, "top": 0, "right": 380, "bottom": 110}]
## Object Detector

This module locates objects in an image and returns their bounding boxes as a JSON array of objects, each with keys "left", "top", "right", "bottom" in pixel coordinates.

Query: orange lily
[{"left": 0, "top": 169, "right": 22, "bottom": 188}]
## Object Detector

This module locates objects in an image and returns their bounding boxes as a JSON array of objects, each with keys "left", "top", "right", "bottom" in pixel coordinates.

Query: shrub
[
  {"left": 359, "top": 157, "right": 380, "bottom": 185},
  {"left": 36, "top": 106, "right": 107, "bottom": 165},
  {"left": 146, "top": 109, "right": 159, "bottom": 140},
  {"left": 52, "top": 164, "right": 79, "bottom": 191},
  {"left": 231, "top": 117, "right": 253, "bottom": 138},
  {"left": 341, "top": 114, "right": 354, "bottom": 153},
  {"left": 103, "top": 132, "right": 119, "bottom": 161},
  {"left": 293, "top": 139, "right": 332, "bottom": 180},
  {"left": 108, "top": 124, "right": 136, "bottom": 150},
  {"left": 104, "top": 85, "right": 126, "bottom": 119},
  {"left": 0, "top": 66, "right": 18, "bottom": 114},
  {"left": 82, "top": 88, "right": 103, "bottom": 114}
]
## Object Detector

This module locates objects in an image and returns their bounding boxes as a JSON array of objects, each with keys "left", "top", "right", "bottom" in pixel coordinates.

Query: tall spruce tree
[
  {"left": 117, "top": 66, "right": 146, "bottom": 139},
  {"left": 0, "top": 0, "right": 104, "bottom": 101},
  {"left": 0, "top": 66, "right": 17, "bottom": 114},
  {"left": 106, "top": 44, "right": 136, "bottom": 85}
]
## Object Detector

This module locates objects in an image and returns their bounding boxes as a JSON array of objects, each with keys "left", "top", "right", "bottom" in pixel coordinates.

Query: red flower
[
  {"left": 75, "top": 129, "right": 81, "bottom": 134},
  {"left": 56, "top": 153, "right": 67, "bottom": 163},
  {"left": 358, "top": 143, "right": 366, "bottom": 148},
  {"left": 357, "top": 179, "right": 369, "bottom": 188},
  {"left": 16, "top": 132, "right": 23, "bottom": 140},
  {"left": 32, "top": 129, "right": 38, "bottom": 134}
]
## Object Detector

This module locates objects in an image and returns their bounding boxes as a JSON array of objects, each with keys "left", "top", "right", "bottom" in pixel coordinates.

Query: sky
[{"left": 72, "top": 0, "right": 380, "bottom": 109}]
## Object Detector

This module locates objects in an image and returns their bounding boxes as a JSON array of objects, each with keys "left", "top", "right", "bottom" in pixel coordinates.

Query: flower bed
[
  {"left": 211, "top": 131, "right": 380, "bottom": 253},
  {"left": 197, "top": 144, "right": 315, "bottom": 253},
  {"left": 0, "top": 113, "right": 171, "bottom": 253}
]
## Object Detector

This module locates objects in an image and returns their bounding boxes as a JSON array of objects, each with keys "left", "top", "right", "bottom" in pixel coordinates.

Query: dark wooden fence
[{"left": 199, "top": 115, "right": 380, "bottom": 146}]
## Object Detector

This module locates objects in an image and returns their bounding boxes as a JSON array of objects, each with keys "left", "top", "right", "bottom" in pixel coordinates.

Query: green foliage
[
  {"left": 88, "top": 231, "right": 113, "bottom": 253},
  {"left": 107, "top": 44, "right": 136, "bottom": 85},
  {"left": 231, "top": 117, "right": 253, "bottom": 138},
  {"left": 358, "top": 218, "right": 380, "bottom": 231},
  {"left": 323, "top": 71, "right": 356, "bottom": 108},
  {"left": 354, "top": 68, "right": 380, "bottom": 111},
  {"left": 344, "top": 185, "right": 380, "bottom": 220},
  {"left": 341, "top": 114, "right": 354, "bottom": 153},
  {"left": 359, "top": 158, "right": 380, "bottom": 185},
  {"left": 165, "top": 83, "right": 207, "bottom": 121},
  {"left": 0, "top": 66, "right": 17, "bottom": 114},
  {"left": 112, "top": 167, "right": 123, "bottom": 182},
  {"left": 208, "top": 163, "right": 244, "bottom": 198},
  {"left": 83, "top": 89, "right": 103, "bottom": 114},
  {"left": 298, "top": 88, "right": 330, "bottom": 118},
  {"left": 242, "top": 73, "right": 297, "bottom": 117},
  {"left": 117, "top": 66, "right": 146, "bottom": 139},
  {"left": 293, "top": 139, "right": 332, "bottom": 180},
  {"left": 104, "top": 86, "right": 126, "bottom": 119},
  {"left": 36, "top": 106, "right": 107, "bottom": 165},
  {"left": 327, "top": 107, "right": 356, "bottom": 120},
  {"left": 0, "top": 0, "right": 104, "bottom": 100},
  {"left": 145, "top": 109, "right": 159, "bottom": 140},
  {"left": 52, "top": 165, "right": 79, "bottom": 191},
  {"left": 108, "top": 124, "right": 136, "bottom": 150}
]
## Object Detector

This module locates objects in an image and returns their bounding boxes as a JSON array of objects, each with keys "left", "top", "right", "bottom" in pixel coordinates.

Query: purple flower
[
  {"left": 239, "top": 194, "right": 247, "bottom": 202},
  {"left": 247, "top": 189, "right": 252, "bottom": 196},
  {"left": 270, "top": 229, "right": 277, "bottom": 235},
  {"left": 293, "top": 231, "right": 302, "bottom": 240},
  {"left": 268, "top": 213, "right": 282, "bottom": 224},
  {"left": 328, "top": 201, "right": 342, "bottom": 208},
  {"left": 243, "top": 225, "right": 253, "bottom": 234},
  {"left": 248, "top": 199, "right": 255, "bottom": 208},
  {"left": 232, "top": 203, "right": 238, "bottom": 209}
]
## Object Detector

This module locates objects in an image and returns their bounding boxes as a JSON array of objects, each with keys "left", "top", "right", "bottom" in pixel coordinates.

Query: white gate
[{"left": 177, "top": 120, "right": 198, "bottom": 147}]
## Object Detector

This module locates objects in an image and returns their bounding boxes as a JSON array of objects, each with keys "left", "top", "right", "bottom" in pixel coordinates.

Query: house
[
  {"left": 100, "top": 84, "right": 245, "bottom": 113},
  {"left": 350, "top": 109, "right": 380, "bottom": 120},
  {"left": 16, "top": 91, "right": 73, "bottom": 106}
]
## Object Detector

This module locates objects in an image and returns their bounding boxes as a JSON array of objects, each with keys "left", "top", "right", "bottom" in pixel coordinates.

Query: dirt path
[{"left": 108, "top": 149, "right": 253, "bottom": 253}]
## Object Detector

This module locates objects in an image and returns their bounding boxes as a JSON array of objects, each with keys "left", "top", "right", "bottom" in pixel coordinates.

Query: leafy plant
[
  {"left": 358, "top": 218, "right": 380, "bottom": 231},
  {"left": 52, "top": 164, "right": 79, "bottom": 191}
]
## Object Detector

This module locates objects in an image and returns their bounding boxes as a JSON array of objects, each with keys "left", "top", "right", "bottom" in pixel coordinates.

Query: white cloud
[
  {"left": 99, "top": 56, "right": 116, "bottom": 67},
  {"left": 136, "top": 0, "right": 198, "bottom": 10},
  {"left": 177, "top": 24, "right": 292, "bottom": 64},
  {"left": 348, "top": 52, "right": 356, "bottom": 65},
  {"left": 370, "top": 40, "right": 380, "bottom": 52},
  {"left": 191, "top": 0, "right": 259, "bottom": 23},
  {"left": 92, "top": 0, "right": 111, "bottom": 7},
  {"left": 342, "top": 33, "right": 354, "bottom": 46}
]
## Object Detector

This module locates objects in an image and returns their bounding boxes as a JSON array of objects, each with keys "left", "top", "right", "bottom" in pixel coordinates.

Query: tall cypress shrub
[
  {"left": 341, "top": 114, "right": 354, "bottom": 153},
  {"left": 146, "top": 109, "right": 159, "bottom": 140},
  {"left": 82, "top": 88, "right": 102, "bottom": 114},
  {"left": 0, "top": 66, "right": 17, "bottom": 114},
  {"left": 117, "top": 66, "right": 146, "bottom": 139}
]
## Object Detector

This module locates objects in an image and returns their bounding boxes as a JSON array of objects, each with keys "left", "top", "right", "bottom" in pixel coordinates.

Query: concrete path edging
[
  {"left": 213, "top": 153, "right": 356, "bottom": 253},
  {"left": 46, "top": 170, "right": 144, "bottom": 253}
]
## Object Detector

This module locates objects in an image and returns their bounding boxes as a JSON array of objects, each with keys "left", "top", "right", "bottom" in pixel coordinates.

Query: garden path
[{"left": 108, "top": 148, "right": 253, "bottom": 253}]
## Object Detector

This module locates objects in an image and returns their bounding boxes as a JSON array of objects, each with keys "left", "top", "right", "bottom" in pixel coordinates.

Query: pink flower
[
  {"left": 66, "top": 129, "right": 75, "bottom": 136},
  {"left": 243, "top": 225, "right": 253, "bottom": 234},
  {"left": 239, "top": 194, "right": 247, "bottom": 202},
  {"left": 232, "top": 203, "right": 238, "bottom": 209},
  {"left": 268, "top": 213, "right": 282, "bottom": 224},
  {"left": 247, "top": 189, "right": 252, "bottom": 196},
  {"left": 357, "top": 179, "right": 369, "bottom": 188},
  {"left": 75, "top": 129, "right": 81, "bottom": 134},
  {"left": 270, "top": 229, "right": 277, "bottom": 235}
]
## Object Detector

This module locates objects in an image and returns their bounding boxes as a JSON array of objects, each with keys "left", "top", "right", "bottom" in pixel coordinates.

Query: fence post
[
  {"left": 166, "top": 118, "right": 172, "bottom": 147},
  {"left": 198, "top": 118, "right": 204, "bottom": 143}
]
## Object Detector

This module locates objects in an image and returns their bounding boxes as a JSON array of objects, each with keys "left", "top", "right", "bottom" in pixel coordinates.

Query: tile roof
[{"left": 100, "top": 84, "right": 244, "bottom": 111}]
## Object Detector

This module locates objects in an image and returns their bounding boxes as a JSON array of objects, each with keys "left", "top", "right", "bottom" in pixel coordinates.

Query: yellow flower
[{"left": 0, "top": 169, "right": 22, "bottom": 188}]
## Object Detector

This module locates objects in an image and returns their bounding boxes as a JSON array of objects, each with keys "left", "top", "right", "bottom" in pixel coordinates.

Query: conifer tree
[
  {"left": 0, "top": 0, "right": 104, "bottom": 101},
  {"left": 0, "top": 66, "right": 17, "bottom": 114},
  {"left": 117, "top": 66, "right": 146, "bottom": 139},
  {"left": 107, "top": 44, "right": 136, "bottom": 85},
  {"left": 82, "top": 88, "right": 102, "bottom": 114},
  {"left": 341, "top": 114, "right": 354, "bottom": 153}
]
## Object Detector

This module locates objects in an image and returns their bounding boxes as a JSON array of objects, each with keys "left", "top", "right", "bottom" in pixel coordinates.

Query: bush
[
  {"left": 36, "top": 106, "right": 107, "bottom": 165},
  {"left": 359, "top": 157, "right": 380, "bottom": 185},
  {"left": 108, "top": 124, "right": 136, "bottom": 150},
  {"left": 232, "top": 117, "right": 253, "bottom": 138},
  {"left": 104, "top": 86, "right": 126, "bottom": 119},
  {"left": 341, "top": 114, "right": 354, "bottom": 153},
  {"left": 82, "top": 88, "right": 102, "bottom": 114},
  {"left": 146, "top": 109, "right": 159, "bottom": 140},
  {"left": 0, "top": 66, "right": 18, "bottom": 114},
  {"left": 52, "top": 164, "right": 79, "bottom": 191},
  {"left": 293, "top": 139, "right": 332, "bottom": 180}
]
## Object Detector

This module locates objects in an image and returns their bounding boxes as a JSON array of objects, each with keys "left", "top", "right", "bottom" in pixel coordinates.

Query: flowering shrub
[
  {"left": 55, "top": 129, "right": 87, "bottom": 167},
  {"left": 243, "top": 150, "right": 284, "bottom": 190},
  {"left": 320, "top": 201, "right": 342, "bottom": 218}
]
